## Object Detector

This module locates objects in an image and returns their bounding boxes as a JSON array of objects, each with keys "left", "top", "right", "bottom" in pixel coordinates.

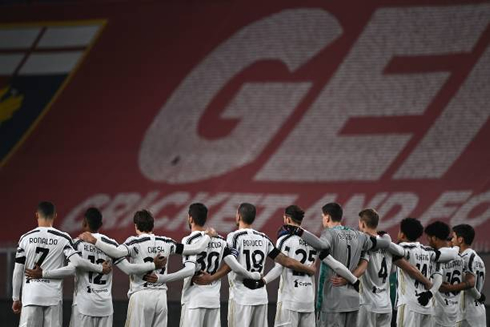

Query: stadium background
[{"left": 1, "top": 0, "right": 490, "bottom": 325}]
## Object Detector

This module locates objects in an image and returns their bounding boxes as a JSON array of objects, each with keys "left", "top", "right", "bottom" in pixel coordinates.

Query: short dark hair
[
  {"left": 400, "top": 217, "right": 423, "bottom": 242},
  {"left": 359, "top": 208, "right": 379, "bottom": 229},
  {"left": 285, "top": 205, "right": 305, "bottom": 224},
  {"left": 37, "top": 201, "right": 56, "bottom": 218},
  {"left": 424, "top": 221, "right": 450, "bottom": 241},
  {"left": 238, "top": 203, "right": 256, "bottom": 225},
  {"left": 133, "top": 210, "right": 154, "bottom": 232},
  {"left": 453, "top": 224, "right": 475, "bottom": 245},
  {"left": 189, "top": 203, "right": 208, "bottom": 227},
  {"left": 322, "top": 203, "right": 343, "bottom": 222},
  {"left": 84, "top": 207, "right": 103, "bottom": 232}
]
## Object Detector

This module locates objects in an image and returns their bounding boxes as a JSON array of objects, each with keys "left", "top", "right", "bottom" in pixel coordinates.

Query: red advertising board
[{"left": 1, "top": 0, "right": 490, "bottom": 250}]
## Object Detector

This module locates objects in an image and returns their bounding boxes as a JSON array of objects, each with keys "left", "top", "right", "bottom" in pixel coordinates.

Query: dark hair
[
  {"left": 322, "top": 203, "right": 343, "bottom": 222},
  {"left": 424, "top": 221, "right": 450, "bottom": 241},
  {"left": 133, "top": 210, "right": 154, "bottom": 232},
  {"left": 400, "top": 217, "right": 423, "bottom": 242},
  {"left": 37, "top": 201, "right": 56, "bottom": 218},
  {"left": 189, "top": 203, "right": 208, "bottom": 227},
  {"left": 84, "top": 207, "right": 103, "bottom": 232},
  {"left": 453, "top": 224, "right": 475, "bottom": 245},
  {"left": 285, "top": 205, "right": 305, "bottom": 224},
  {"left": 359, "top": 208, "right": 379, "bottom": 229},
  {"left": 238, "top": 203, "right": 256, "bottom": 225}
]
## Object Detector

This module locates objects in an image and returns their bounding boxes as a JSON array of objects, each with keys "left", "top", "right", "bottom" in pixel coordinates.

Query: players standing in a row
[
  {"left": 284, "top": 203, "right": 392, "bottom": 326},
  {"left": 147, "top": 202, "right": 261, "bottom": 327},
  {"left": 351, "top": 209, "right": 437, "bottom": 327},
  {"left": 260, "top": 205, "right": 360, "bottom": 327},
  {"left": 12, "top": 202, "right": 111, "bottom": 327},
  {"left": 26, "top": 207, "right": 167, "bottom": 327},
  {"left": 440, "top": 224, "right": 486, "bottom": 327},
  {"left": 424, "top": 221, "right": 465, "bottom": 327},
  {"left": 78, "top": 209, "right": 219, "bottom": 327}
]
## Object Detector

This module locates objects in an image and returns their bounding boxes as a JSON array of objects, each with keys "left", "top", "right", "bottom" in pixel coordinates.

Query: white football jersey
[
  {"left": 460, "top": 248, "right": 486, "bottom": 325},
  {"left": 15, "top": 227, "right": 79, "bottom": 306},
  {"left": 360, "top": 248, "right": 393, "bottom": 314},
  {"left": 181, "top": 231, "right": 227, "bottom": 309},
  {"left": 276, "top": 234, "right": 317, "bottom": 312},
  {"left": 396, "top": 242, "right": 439, "bottom": 314},
  {"left": 433, "top": 247, "right": 464, "bottom": 325},
  {"left": 226, "top": 228, "right": 280, "bottom": 306},
  {"left": 122, "top": 233, "right": 179, "bottom": 297},
  {"left": 73, "top": 233, "right": 116, "bottom": 317}
]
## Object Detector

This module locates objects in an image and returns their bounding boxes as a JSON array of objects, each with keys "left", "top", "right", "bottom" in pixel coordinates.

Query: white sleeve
[
  {"left": 468, "top": 286, "right": 482, "bottom": 299},
  {"left": 430, "top": 273, "right": 443, "bottom": 293},
  {"left": 223, "top": 255, "right": 261, "bottom": 280},
  {"left": 43, "top": 263, "right": 76, "bottom": 279},
  {"left": 94, "top": 239, "right": 129, "bottom": 258},
  {"left": 387, "top": 242, "right": 406, "bottom": 258},
  {"left": 156, "top": 261, "right": 195, "bottom": 283},
  {"left": 435, "top": 247, "right": 459, "bottom": 263},
  {"left": 116, "top": 259, "right": 156, "bottom": 275},
  {"left": 323, "top": 254, "right": 358, "bottom": 284},
  {"left": 181, "top": 235, "right": 211, "bottom": 255},
  {"left": 69, "top": 254, "right": 103, "bottom": 273},
  {"left": 263, "top": 263, "right": 283, "bottom": 284},
  {"left": 301, "top": 230, "right": 330, "bottom": 250},
  {"left": 12, "top": 263, "right": 23, "bottom": 301}
]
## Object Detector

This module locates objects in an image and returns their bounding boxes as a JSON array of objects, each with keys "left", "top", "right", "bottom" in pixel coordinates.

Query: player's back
[
  {"left": 124, "top": 233, "right": 176, "bottom": 296},
  {"left": 227, "top": 228, "right": 276, "bottom": 305},
  {"left": 16, "top": 226, "right": 77, "bottom": 306},
  {"left": 73, "top": 233, "right": 116, "bottom": 317},
  {"left": 360, "top": 247, "right": 393, "bottom": 314},
  {"left": 277, "top": 233, "right": 317, "bottom": 312},
  {"left": 433, "top": 249, "right": 464, "bottom": 325},
  {"left": 181, "top": 231, "right": 227, "bottom": 309},
  {"left": 461, "top": 248, "right": 486, "bottom": 324},
  {"left": 320, "top": 226, "right": 371, "bottom": 312},
  {"left": 396, "top": 242, "right": 435, "bottom": 314}
]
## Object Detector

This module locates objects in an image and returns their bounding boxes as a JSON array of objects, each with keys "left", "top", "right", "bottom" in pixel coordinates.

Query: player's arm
[
  {"left": 321, "top": 251, "right": 359, "bottom": 284},
  {"left": 263, "top": 263, "right": 283, "bottom": 284},
  {"left": 68, "top": 253, "right": 111, "bottom": 274},
  {"left": 387, "top": 242, "right": 408, "bottom": 258},
  {"left": 25, "top": 263, "right": 76, "bottom": 280},
  {"left": 274, "top": 252, "right": 316, "bottom": 276},
  {"left": 393, "top": 258, "right": 431, "bottom": 289},
  {"left": 79, "top": 232, "right": 130, "bottom": 258},
  {"left": 12, "top": 261, "right": 23, "bottom": 314},
  {"left": 145, "top": 261, "right": 196, "bottom": 284},
  {"left": 12, "top": 244, "right": 26, "bottom": 314},
  {"left": 432, "top": 247, "right": 459, "bottom": 263},
  {"left": 180, "top": 232, "right": 213, "bottom": 255},
  {"left": 193, "top": 262, "right": 232, "bottom": 285},
  {"left": 330, "top": 258, "right": 366, "bottom": 287},
  {"left": 440, "top": 272, "right": 475, "bottom": 292},
  {"left": 115, "top": 256, "right": 166, "bottom": 275},
  {"left": 417, "top": 271, "right": 443, "bottom": 306},
  {"left": 223, "top": 251, "right": 261, "bottom": 280}
]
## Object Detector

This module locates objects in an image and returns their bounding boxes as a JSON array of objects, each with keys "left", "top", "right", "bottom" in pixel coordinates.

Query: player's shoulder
[
  {"left": 96, "top": 233, "right": 119, "bottom": 247},
  {"left": 251, "top": 229, "right": 273, "bottom": 242},
  {"left": 48, "top": 227, "right": 74, "bottom": 244},
  {"left": 154, "top": 235, "right": 177, "bottom": 245},
  {"left": 227, "top": 229, "right": 249, "bottom": 247},
  {"left": 399, "top": 241, "right": 418, "bottom": 249},
  {"left": 421, "top": 244, "right": 435, "bottom": 252},
  {"left": 124, "top": 235, "right": 140, "bottom": 246},
  {"left": 18, "top": 227, "right": 42, "bottom": 243},
  {"left": 277, "top": 233, "right": 297, "bottom": 250},
  {"left": 183, "top": 231, "right": 204, "bottom": 244}
]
